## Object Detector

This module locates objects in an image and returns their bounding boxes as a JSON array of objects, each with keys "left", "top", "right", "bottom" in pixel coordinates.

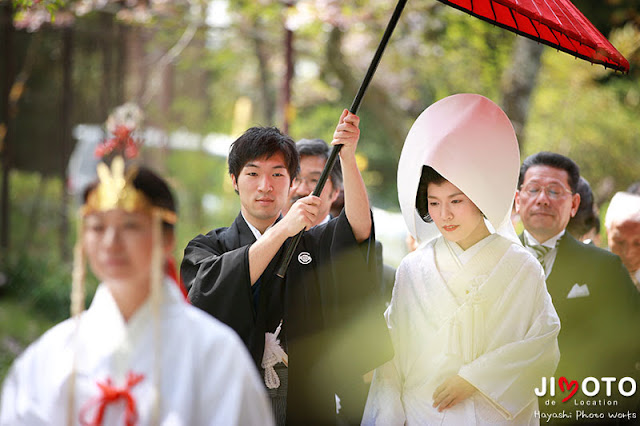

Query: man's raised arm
[{"left": 332, "top": 109, "right": 371, "bottom": 242}]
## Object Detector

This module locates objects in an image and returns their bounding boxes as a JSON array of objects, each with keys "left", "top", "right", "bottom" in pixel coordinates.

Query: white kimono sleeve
[
  {"left": 362, "top": 264, "right": 408, "bottom": 426},
  {"left": 458, "top": 266, "right": 560, "bottom": 420},
  {"left": 198, "top": 330, "right": 274, "bottom": 426},
  {"left": 0, "top": 363, "right": 26, "bottom": 425},
  {"left": 0, "top": 333, "right": 68, "bottom": 426}
]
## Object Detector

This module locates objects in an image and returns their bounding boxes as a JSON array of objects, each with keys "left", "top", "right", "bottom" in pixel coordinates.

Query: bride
[{"left": 362, "top": 94, "right": 560, "bottom": 425}]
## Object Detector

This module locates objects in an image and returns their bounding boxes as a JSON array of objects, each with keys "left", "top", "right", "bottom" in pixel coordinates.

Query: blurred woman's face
[
  {"left": 427, "top": 180, "right": 489, "bottom": 250},
  {"left": 83, "top": 210, "right": 158, "bottom": 289}
]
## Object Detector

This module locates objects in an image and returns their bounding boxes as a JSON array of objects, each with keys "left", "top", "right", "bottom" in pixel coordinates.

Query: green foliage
[
  {"left": 165, "top": 149, "right": 240, "bottom": 256},
  {"left": 0, "top": 169, "right": 98, "bottom": 380},
  {"left": 12, "top": 0, "right": 66, "bottom": 15},
  {"left": 2, "top": 251, "right": 98, "bottom": 324},
  {"left": 0, "top": 299, "right": 58, "bottom": 381},
  {"left": 526, "top": 46, "right": 640, "bottom": 195},
  {"left": 0, "top": 250, "right": 99, "bottom": 378},
  {"left": 7, "top": 170, "right": 66, "bottom": 257},
  {"left": 289, "top": 103, "right": 338, "bottom": 143}
]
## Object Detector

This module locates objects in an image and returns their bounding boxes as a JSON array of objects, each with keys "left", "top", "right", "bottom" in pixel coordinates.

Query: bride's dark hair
[{"left": 415, "top": 166, "right": 446, "bottom": 223}]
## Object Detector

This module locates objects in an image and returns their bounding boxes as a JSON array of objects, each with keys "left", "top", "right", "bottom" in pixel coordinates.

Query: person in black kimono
[
  {"left": 281, "top": 136, "right": 394, "bottom": 425},
  {"left": 181, "top": 109, "right": 392, "bottom": 426}
]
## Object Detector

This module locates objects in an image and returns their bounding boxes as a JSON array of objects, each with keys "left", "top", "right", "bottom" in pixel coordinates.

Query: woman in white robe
[
  {"left": 362, "top": 94, "right": 560, "bottom": 425},
  {"left": 0, "top": 159, "right": 273, "bottom": 426}
]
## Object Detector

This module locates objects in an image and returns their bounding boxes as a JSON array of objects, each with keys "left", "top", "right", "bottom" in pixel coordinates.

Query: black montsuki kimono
[{"left": 181, "top": 211, "right": 393, "bottom": 425}]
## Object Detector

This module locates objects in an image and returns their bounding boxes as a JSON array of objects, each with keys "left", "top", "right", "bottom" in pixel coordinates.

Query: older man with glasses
[
  {"left": 515, "top": 151, "right": 639, "bottom": 424},
  {"left": 283, "top": 138, "right": 343, "bottom": 226}
]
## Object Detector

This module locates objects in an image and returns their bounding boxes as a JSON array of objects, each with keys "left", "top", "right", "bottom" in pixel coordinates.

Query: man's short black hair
[
  {"left": 518, "top": 151, "right": 580, "bottom": 193},
  {"left": 296, "top": 138, "right": 343, "bottom": 189},
  {"left": 228, "top": 127, "right": 299, "bottom": 183},
  {"left": 416, "top": 166, "right": 447, "bottom": 223}
]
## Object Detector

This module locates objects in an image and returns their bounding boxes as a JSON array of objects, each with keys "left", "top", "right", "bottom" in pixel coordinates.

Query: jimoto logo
[
  {"left": 534, "top": 376, "right": 638, "bottom": 423},
  {"left": 535, "top": 376, "right": 637, "bottom": 402}
]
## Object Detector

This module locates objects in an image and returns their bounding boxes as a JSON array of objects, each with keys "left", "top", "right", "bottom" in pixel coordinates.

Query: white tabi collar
[
  {"left": 241, "top": 212, "right": 277, "bottom": 241},
  {"left": 318, "top": 214, "right": 331, "bottom": 226},
  {"left": 523, "top": 229, "right": 565, "bottom": 249},
  {"left": 446, "top": 233, "right": 497, "bottom": 267},
  {"left": 75, "top": 278, "right": 183, "bottom": 381}
]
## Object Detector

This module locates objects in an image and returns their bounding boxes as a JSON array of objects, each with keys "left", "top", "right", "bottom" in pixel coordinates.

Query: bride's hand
[{"left": 432, "top": 375, "right": 477, "bottom": 412}]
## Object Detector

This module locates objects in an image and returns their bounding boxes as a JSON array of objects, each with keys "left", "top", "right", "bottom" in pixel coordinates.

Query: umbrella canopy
[{"left": 438, "top": 0, "right": 630, "bottom": 72}]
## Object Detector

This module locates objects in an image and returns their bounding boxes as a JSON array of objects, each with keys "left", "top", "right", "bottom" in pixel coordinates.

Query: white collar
[
  {"left": 523, "top": 229, "right": 565, "bottom": 248},
  {"left": 447, "top": 233, "right": 497, "bottom": 266},
  {"left": 318, "top": 214, "right": 331, "bottom": 226},
  {"left": 75, "top": 278, "right": 183, "bottom": 379},
  {"left": 240, "top": 212, "right": 277, "bottom": 240}
]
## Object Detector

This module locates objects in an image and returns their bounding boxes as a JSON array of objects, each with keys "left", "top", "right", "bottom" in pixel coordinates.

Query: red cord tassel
[{"left": 79, "top": 371, "right": 145, "bottom": 426}]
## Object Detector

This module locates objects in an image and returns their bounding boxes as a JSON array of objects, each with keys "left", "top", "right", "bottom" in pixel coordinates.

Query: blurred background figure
[
  {"left": 566, "top": 176, "right": 601, "bottom": 246},
  {"left": 605, "top": 190, "right": 640, "bottom": 290},
  {"left": 330, "top": 189, "right": 345, "bottom": 219},
  {"left": 627, "top": 181, "right": 640, "bottom": 196},
  {"left": 283, "top": 138, "right": 342, "bottom": 222},
  {"left": 405, "top": 234, "right": 419, "bottom": 253}
]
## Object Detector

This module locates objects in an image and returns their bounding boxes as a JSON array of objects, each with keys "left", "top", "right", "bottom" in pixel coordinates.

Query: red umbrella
[
  {"left": 276, "top": 0, "right": 629, "bottom": 277},
  {"left": 440, "top": 0, "right": 629, "bottom": 72}
]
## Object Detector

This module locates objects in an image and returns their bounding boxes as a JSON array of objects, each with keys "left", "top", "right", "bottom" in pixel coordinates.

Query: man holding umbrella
[{"left": 181, "top": 110, "right": 391, "bottom": 425}]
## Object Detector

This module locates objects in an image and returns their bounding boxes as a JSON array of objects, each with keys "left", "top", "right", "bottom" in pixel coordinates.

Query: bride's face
[{"left": 427, "top": 180, "right": 489, "bottom": 250}]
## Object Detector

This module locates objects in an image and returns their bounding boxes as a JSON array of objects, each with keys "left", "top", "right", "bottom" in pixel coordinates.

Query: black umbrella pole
[{"left": 276, "top": 0, "right": 408, "bottom": 278}]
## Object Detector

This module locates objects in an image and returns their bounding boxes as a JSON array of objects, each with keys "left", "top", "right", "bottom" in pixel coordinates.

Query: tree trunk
[
  {"left": 126, "top": 26, "right": 147, "bottom": 104},
  {"left": 250, "top": 18, "right": 276, "bottom": 125},
  {"left": 1, "top": 1, "right": 14, "bottom": 254},
  {"left": 116, "top": 23, "right": 126, "bottom": 105},
  {"left": 100, "top": 12, "right": 113, "bottom": 120},
  {"left": 59, "top": 26, "right": 74, "bottom": 262},
  {"left": 500, "top": 37, "right": 544, "bottom": 152},
  {"left": 160, "top": 61, "right": 173, "bottom": 119},
  {"left": 281, "top": 2, "right": 294, "bottom": 133}
]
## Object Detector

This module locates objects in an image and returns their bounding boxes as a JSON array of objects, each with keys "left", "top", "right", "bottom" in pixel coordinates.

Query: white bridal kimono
[
  {"left": 363, "top": 234, "right": 560, "bottom": 425},
  {"left": 0, "top": 280, "right": 273, "bottom": 426}
]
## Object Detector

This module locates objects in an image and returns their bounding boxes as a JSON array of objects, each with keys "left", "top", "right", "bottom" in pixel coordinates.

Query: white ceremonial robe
[
  {"left": 0, "top": 280, "right": 273, "bottom": 426},
  {"left": 362, "top": 234, "right": 560, "bottom": 426}
]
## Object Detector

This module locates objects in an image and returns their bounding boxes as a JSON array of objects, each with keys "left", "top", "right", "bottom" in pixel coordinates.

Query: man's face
[
  {"left": 289, "top": 155, "right": 339, "bottom": 225},
  {"left": 607, "top": 218, "right": 640, "bottom": 274},
  {"left": 515, "top": 165, "right": 581, "bottom": 243},
  {"left": 232, "top": 152, "right": 292, "bottom": 230}
]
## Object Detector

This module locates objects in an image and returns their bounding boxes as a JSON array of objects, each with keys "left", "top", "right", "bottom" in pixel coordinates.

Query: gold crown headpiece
[{"left": 81, "top": 156, "right": 177, "bottom": 224}]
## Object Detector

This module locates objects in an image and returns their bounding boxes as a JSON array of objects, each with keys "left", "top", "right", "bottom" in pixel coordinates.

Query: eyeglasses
[
  {"left": 293, "top": 176, "right": 320, "bottom": 188},
  {"left": 520, "top": 183, "right": 573, "bottom": 200}
]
